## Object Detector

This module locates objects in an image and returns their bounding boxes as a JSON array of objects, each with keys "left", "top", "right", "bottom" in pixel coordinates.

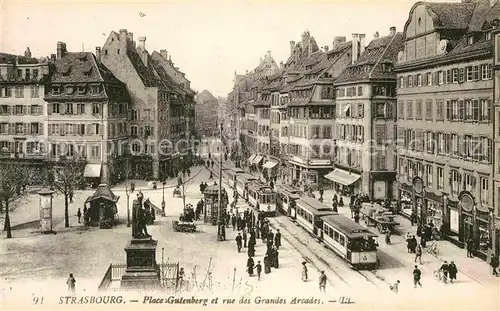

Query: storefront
[
  {"left": 324, "top": 168, "right": 361, "bottom": 196},
  {"left": 424, "top": 189, "right": 444, "bottom": 229},
  {"left": 456, "top": 191, "right": 492, "bottom": 260}
]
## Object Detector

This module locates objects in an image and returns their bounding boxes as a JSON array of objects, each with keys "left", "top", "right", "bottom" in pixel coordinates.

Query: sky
[{"left": 1, "top": 0, "right": 458, "bottom": 97}]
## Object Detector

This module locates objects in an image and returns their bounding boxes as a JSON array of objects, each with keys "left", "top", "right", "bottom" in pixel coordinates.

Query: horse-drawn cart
[
  {"left": 172, "top": 220, "right": 196, "bottom": 233},
  {"left": 360, "top": 203, "right": 399, "bottom": 233}
]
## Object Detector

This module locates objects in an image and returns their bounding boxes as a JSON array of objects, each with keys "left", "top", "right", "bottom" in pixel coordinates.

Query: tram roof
[
  {"left": 236, "top": 173, "right": 258, "bottom": 182},
  {"left": 322, "top": 214, "right": 378, "bottom": 238},
  {"left": 277, "top": 185, "right": 302, "bottom": 196},
  {"left": 296, "top": 196, "right": 335, "bottom": 214}
]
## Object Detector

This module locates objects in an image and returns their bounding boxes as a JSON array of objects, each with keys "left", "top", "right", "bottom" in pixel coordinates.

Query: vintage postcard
[{"left": 1, "top": 0, "right": 499, "bottom": 310}]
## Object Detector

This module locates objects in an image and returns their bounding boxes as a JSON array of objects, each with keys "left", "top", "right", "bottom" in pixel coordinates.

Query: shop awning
[
  {"left": 83, "top": 164, "right": 102, "bottom": 178},
  {"left": 252, "top": 155, "right": 264, "bottom": 164},
  {"left": 263, "top": 160, "right": 278, "bottom": 169},
  {"left": 248, "top": 154, "right": 256, "bottom": 163},
  {"left": 324, "top": 168, "right": 361, "bottom": 186}
]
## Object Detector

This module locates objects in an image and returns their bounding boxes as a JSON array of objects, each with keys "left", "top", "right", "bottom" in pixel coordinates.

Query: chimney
[
  {"left": 333, "top": 36, "right": 346, "bottom": 47},
  {"left": 138, "top": 36, "right": 146, "bottom": 50},
  {"left": 359, "top": 34, "right": 366, "bottom": 55},
  {"left": 50, "top": 54, "right": 56, "bottom": 62},
  {"left": 289, "top": 41, "right": 295, "bottom": 55},
  {"left": 160, "top": 49, "right": 168, "bottom": 60},
  {"left": 95, "top": 47, "right": 101, "bottom": 63},
  {"left": 324, "top": 45, "right": 329, "bottom": 52},
  {"left": 308, "top": 42, "right": 313, "bottom": 56},
  {"left": 301, "top": 30, "right": 310, "bottom": 49},
  {"left": 119, "top": 29, "right": 127, "bottom": 40},
  {"left": 351, "top": 33, "right": 359, "bottom": 64},
  {"left": 56, "top": 41, "right": 67, "bottom": 59},
  {"left": 24, "top": 47, "right": 31, "bottom": 58},
  {"left": 127, "top": 32, "right": 133, "bottom": 41},
  {"left": 266, "top": 50, "right": 271, "bottom": 59},
  {"left": 390, "top": 26, "right": 397, "bottom": 36},
  {"left": 246, "top": 70, "right": 249, "bottom": 75},
  {"left": 373, "top": 31, "right": 380, "bottom": 39},
  {"left": 169, "top": 55, "right": 173, "bottom": 65}
]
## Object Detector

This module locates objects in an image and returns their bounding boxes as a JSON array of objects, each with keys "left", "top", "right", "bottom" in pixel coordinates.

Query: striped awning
[
  {"left": 83, "top": 164, "right": 102, "bottom": 178},
  {"left": 263, "top": 160, "right": 278, "bottom": 169},
  {"left": 324, "top": 168, "right": 360, "bottom": 186},
  {"left": 252, "top": 155, "right": 264, "bottom": 164},
  {"left": 248, "top": 154, "right": 257, "bottom": 163}
]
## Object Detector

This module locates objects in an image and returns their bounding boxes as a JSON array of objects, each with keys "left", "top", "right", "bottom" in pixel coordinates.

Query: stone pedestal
[
  {"left": 120, "top": 238, "right": 161, "bottom": 290},
  {"left": 38, "top": 189, "right": 55, "bottom": 233}
]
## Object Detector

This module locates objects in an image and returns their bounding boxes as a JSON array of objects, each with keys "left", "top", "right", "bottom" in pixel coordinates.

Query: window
[
  {"left": 486, "top": 32, "right": 492, "bottom": 40},
  {"left": 481, "top": 64, "right": 492, "bottom": 80},
  {"left": 437, "top": 167, "right": 444, "bottom": 190},
  {"left": 92, "top": 103, "right": 100, "bottom": 114},
  {"left": 130, "top": 126, "right": 138, "bottom": 136},
  {"left": 374, "top": 152, "right": 387, "bottom": 170},
  {"left": 357, "top": 86, "right": 362, "bottom": 96},
  {"left": 436, "top": 100, "right": 444, "bottom": 120},
  {"left": 452, "top": 68, "right": 459, "bottom": 83},
  {"left": 323, "top": 126, "right": 332, "bottom": 139},
  {"left": 407, "top": 101, "right": 413, "bottom": 119},
  {"left": 52, "top": 103, "right": 60, "bottom": 114},
  {"left": 15, "top": 86, "right": 24, "bottom": 98},
  {"left": 480, "top": 99, "right": 490, "bottom": 121},
  {"left": 425, "top": 100, "right": 432, "bottom": 120},
  {"left": 30, "top": 85, "right": 39, "bottom": 98},
  {"left": 52, "top": 86, "right": 61, "bottom": 95},
  {"left": 426, "top": 72, "right": 432, "bottom": 85},
  {"left": 398, "top": 101, "right": 404, "bottom": 118},
  {"left": 65, "top": 103, "right": 73, "bottom": 115},
  {"left": 33, "top": 69, "right": 39, "bottom": 80},
  {"left": 14, "top": 105, "right": 24, "bottom": 115},
  {"left": 417, "top": 74, "right": 422, "bottom": 86},
  {"left": 130, "top": 109, "right": 138, "bottom": 120},
  {"left": 375, "top": 125, "right": 386, "bottom": 144},
  {"left": 408, "top": 75, "right": 414, "bottom": 87},
  {"left": 144, "top": 126, "right": 152, "bottom": 138},
  {"left": 438, "top": 71, "right": 444, "bottom": 85},
  {"left": 425, "top": 165, "right": 433, "bottom": 188},
  {"left": 468, "top": 36, "right": 474, "bottom": 45},
  {"left": 91, "top": 85, "right": 101, "bottom": 94},
  {"left": 77, "top": 103, "right": 85, "bottom": 114},
  {"left": 77, "top": 86, "right": 86, "bottom": 95},
  {"left": 466, "top": 66, "right": 479, "bottom": 81},
  {"left": 399, "top": 77, "right": 404, "bottom": 88},
  {"left": 415, "top": 100, "right": 422, "bottom": 120},
  {"left": 481, "top": 177, "right": 489, "bottom": 205},
  {"left": 90, "top": 146, "right": 100, "bottom": 159},
  {"left": 30, "top": 105, "right": 41, "bottom": 115}
]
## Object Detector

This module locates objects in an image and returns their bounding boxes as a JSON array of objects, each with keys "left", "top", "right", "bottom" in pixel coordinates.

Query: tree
[
  {"left": 50, "top": 160, "right": 85, "bottom": 228},
  {"left": 0, "top": 164, "right": 28, "bottom": 238}
]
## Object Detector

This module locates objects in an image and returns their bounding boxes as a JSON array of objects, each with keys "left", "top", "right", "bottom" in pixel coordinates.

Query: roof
[
  {"left": 196, "top": 90, "right": 218, "bottom": 103},
  {"left": 425, "top": 2, "right": 475, "bottom": 29},
  {"left": 49, "top": 52, "right": 122, "bottom": 84},
  {"left": 0, "top": 53, "right": 40, "bottom": 65},
  {"left": 335, "top": 33, "right": 404, "bottom": 83},
  {"left": 86, "top": 184, "right": 120, "bottom": 203},
  {"left": 322, "top": 214, "right": 378, "bottom": 238},
  {"left": 296, "top": 196, "right": 336, "bottom": 214}
]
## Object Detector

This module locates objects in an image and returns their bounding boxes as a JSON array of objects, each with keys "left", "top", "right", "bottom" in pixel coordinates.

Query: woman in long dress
[
  {"left": 301, "top": 262, "right": 308, "bottom": 282},
  {"left": 247, "top": 256, "right": 255, "bottom": 276}
]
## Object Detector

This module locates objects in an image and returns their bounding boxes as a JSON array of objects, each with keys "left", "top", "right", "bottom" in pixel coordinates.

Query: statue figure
[{"left": 132, "top": 191, "right": 150, "bottom": 238}]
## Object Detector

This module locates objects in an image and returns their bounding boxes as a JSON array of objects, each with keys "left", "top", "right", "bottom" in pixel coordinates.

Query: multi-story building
[
  {"left": 491, "top": 16, "right": 500, "bottom": 258},
  {"left": 332, "top": 28, "right": 403, "bottom": 199},
  {"left": 395, "top": 0, "right": 499, "bottom": 260},
  {"left": 0, "top": 48, "right": 50, "bottom": 179},
  {"left": 195, "top": 90, "right": 219, "bottom": 137},
  {"left": 102, "top": 29, "right": 195, "bottom": 180},
  {"left": 44, "top": 42, "right": 130, "bottom": 185}
]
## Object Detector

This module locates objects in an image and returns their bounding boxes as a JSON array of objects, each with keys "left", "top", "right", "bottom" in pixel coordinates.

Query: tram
[
  {"left": 276, "top": 185, "right": 302, "bottom": 217},
  {"left": 295, "top": 197, "right": 337, "bottom": 236},
  {"left": 225, "top": 167, "right": 245, "bottom": 189},
  {"left": 247, "top": 181, "right": 277, "bottom": 216},
  {"left": 321, "top": 214, "right": 379, "bottom": 269},
  {"left": 235, "top": 173, "right": 258, "bottom": 200}
]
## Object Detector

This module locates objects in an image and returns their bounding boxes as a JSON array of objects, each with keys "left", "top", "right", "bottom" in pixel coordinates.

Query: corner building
[
  {"left": 395, "top": 0, "right": 499, "bottom": 260},
  {"left": 492, "top": 18, "right": 500, "bottom": 258}
]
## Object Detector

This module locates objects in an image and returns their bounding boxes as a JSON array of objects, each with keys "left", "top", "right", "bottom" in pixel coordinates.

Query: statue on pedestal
[{"left": 132, "top": 191, "right": 151, "bottom": 239}]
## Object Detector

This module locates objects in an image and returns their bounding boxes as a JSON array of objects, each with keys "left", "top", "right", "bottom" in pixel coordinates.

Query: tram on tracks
[
  {"left": 295, "top": 197, "right": 337, "bottom": 236},
  {"left": 247, "top": 181, "right": 277, "bottom": 216},
  {"left": 225, "top": 167, "right": 245, "bottom": 189},
  {"left": 321, "top": 214, "right": 379, "bottom": 269},
  {"left": 276, "top": 185, "right": 302, "bottom": 217},
  {"left": 235, "top": 173, "right": 258, "bottom": 200}
]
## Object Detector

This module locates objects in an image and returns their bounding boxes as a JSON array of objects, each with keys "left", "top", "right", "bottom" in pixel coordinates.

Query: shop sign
[
  {"left": 450, "top": 209, "right": 459, "bottom": 233},
  {"left": 413, "top": 177, "right": 423, "bottom": 194},
  {"left": 459, "top": 193, "right": 474, "bottom": 213}
]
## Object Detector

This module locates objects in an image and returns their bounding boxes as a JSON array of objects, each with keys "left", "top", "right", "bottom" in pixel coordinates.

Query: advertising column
[{"left": 38, "top": 189, "right": 55, "bottom": 233}]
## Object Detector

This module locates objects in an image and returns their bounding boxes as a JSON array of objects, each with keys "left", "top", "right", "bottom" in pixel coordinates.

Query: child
[{"left": 255, "top": 261, "right": 262, "bottom": 280}]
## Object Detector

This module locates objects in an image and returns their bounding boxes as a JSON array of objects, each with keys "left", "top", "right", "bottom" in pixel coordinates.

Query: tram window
[
  {"left": 339, "top": 235, "right": 345, "bottom": 246},
  {"left": 334, "top": 231, "right": 340, "bottom": 242},
  {"left": 329, "top": 228, "right": 333, "bottom": 238},
  {"left": 350, "top": 237, "right": 377, "bottom": 252}
]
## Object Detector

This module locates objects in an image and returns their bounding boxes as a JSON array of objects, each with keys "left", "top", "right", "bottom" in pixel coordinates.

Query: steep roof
[
  {"left": 86, "top": 184, "right": 120, "bottom": 203},
  {"left": 0, "top": 53, "right": 40, "bottom": 65},
  {"left": 336, "top": 33, "right": 404, "bottom": 83},
  {"left": 425, "top": 2, "right": 475, "bottom": 29},
  {"left": 49, "top": 52, "right": 122, "bottom": 84},
  {"left": 196, "top": 90, "right": 218, "bottom": 103}
]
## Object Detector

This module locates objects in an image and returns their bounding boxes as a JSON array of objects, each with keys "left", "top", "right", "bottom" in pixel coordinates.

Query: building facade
[
  {"left": 0, "top": 48, "right": 50, "bottom": 181},
  {"left": 395, "top": 0, "right": 499, "bottom": 260},
  {"left": 491, "top": 18, "right": 500, "bottom": 258},
  {"left": 195, "top": 90, "right": 219, "bottom": 137},
  {"left": 44, "top": 42, "right": 130, "bottom": 185},
  {"left": 332, "top": 28, "right": 403, "bottom": 199}
]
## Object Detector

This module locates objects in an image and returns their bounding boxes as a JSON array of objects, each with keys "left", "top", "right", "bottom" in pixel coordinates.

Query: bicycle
[
  {"left": 426, "top": 242, "right": 439, "bottom": 256},
  {"left": 433, "top": 269, "right": 448, "bottom": 283}
]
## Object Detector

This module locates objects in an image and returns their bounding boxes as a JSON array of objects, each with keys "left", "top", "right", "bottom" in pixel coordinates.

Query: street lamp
[
  {"left": 217, "top": 122, "right": 225, "bottom": 241},
  {"left": 180, "top": 156, "right": 186, "bottom": 213},
  {"left": 125, "top": 184, "right": 131, "bottom": 227},
  {"left": 161, "top": 180, "right": 166, "bottom": 214}
]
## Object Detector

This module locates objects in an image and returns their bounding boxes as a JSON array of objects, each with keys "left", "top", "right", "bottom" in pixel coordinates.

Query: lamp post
[
  {"left": 181, "top": 156, "right": 186, "bottom": 213},
  {"left": 217, "top": 122, "right": 224, "bottom": 241},
  {"left": 161, "top": 180, "right": 166, "bottom": 214},
  {"left": 125, "top": 184, "right": 131, "bottom": 227}
]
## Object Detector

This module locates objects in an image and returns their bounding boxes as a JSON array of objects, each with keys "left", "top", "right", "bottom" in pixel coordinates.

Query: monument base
[{"left": 120, "top": 237, "right": 161, "bottom": 290}]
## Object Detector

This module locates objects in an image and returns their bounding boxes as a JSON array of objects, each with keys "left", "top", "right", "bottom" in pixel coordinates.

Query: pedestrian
[
  {"left": 274, "top": 229, "right": 281, "bottom": 249},
  {"left": 339, "top": 197, "right": 344, "bottom": 207},
  {"left": 410, "top": 211, "right": 416, "bottom": 226},
  {"left": 254, "top": 261, "right": 262, "bottom": 280},
  {"left": 236, "top": 233, "right": 242, "bottom": 253},
  {"left": 301, "top": 261, "right": 308, "bottom": 282},
  {"left": 490, "top": 254, "right": 499, "bottom": 276},
  {"left": 406, "top": 235, "right": 412, "bottom": 253},
  {"left": 319, "top": 270, "right": 327, "bottom": 293},
  {"left": 76, "top": 208, "right": 82, "bottom": 224},
  {"left": 353, "top": 212, "right": 359, "bottom": 223},
  {"left": 385, "top": 231, "right": 391, "bottom": 245},
  {"left": 268, "top": 230, "right": 274, "bottom": 244},
  {"left": 209, "top": 171, "right": 213, "bottom": 180},
  {"left": 332, "top": 200, "right": 338, "bottom": 213},
  {"left": 264, "top": 255, "right": 271, "bottom": 274},
  {"left": 390, "top": 280, "right": 400, "bottom": 294},
  {"left": 247, "top": 240, "right": 255, "bottom": 257},
  {"left": 187, "top": 168, "right": 191, "bottom": 177},
  {"left": 414, "top": 244, "right": 422, "bottom": 265},
  {"left": 273, "top": 246, "right": 279, "bottom": 268},
  {"left": 410, "top": 236, "right": 417, "bottom": 253},
  {"left": 211, "top": 160, "right": 214, "bottom": 168},
  {"left": 448, "top": 261, "right": 458, "bottom": 283},
  {"left": 178, "top": 267, "right": 185, "bottom": 288},
  {"left": 231, "top": 214, "right": 237, "bottom": 231},
  {"left": 246, "top": 256, "right": 255, "bottom": 276},
  {"left": 66, "top": 273, "right": 76, "bottom": 294},
  {"left": 420, "top": 236, "right": 427, "bottom": 248},
  {"left": 69, "top": 189, "right": 74, "bottom": 203},
  {"left": 438, "top": 261, "right": 449, "bottom": 283},
  {"left": 243, "top": 229, "right": 248, "bottom": 248},
  {"left": 412, "top": 266, "right": 422, "bottom": 288},
  {"left": 466, "top": 238, "right": 474, "bottom": 258}
]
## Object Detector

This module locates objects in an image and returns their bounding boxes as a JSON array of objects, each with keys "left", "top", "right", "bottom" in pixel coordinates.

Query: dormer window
[
  {"left": 65, "top": 86, "right": 74, "bottom": 95},
  {"left": 91, "top": 85, "right": 101, "bottom": 95},
  {"left": 467, "top": 36, "right": 474, "bottom": 45},
  {"left": 77, "top": 86, "right": 86, "bottom": 95},
  {"left": 52, "top": 86, "right": 62, "bottom": 95}
]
